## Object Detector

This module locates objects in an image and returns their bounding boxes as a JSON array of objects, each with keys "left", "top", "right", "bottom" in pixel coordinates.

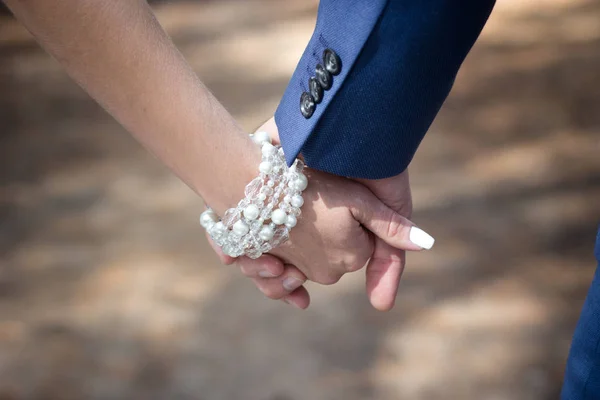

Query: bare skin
[
  {"left": 210, "top": 119, "right": 419, "bottom": 310},
  {"left": 5, "top": 0, "right": 426, "bottom": 310}
]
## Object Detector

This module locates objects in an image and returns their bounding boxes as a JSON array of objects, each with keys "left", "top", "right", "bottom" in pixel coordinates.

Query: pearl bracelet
[{"left": 199, "top": 132, "right": 307, "bottom": 259}]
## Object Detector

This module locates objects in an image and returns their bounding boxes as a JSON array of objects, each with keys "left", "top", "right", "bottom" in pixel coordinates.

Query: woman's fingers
[{"left": 252, "top": 264, "right": 307, "bottom": 300}]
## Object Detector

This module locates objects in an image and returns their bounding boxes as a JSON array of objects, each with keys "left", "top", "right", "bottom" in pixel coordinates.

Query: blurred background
[{"left": 1, "top": 0, "right": 599, "bottom": 399}]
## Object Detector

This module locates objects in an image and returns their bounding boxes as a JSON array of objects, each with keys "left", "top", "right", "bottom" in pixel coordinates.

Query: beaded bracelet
[{"left": 199, "top": 132, "right": 307, "bottom": 259}]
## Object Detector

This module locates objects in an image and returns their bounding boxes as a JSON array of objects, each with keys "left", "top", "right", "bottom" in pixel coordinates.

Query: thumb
[{"left": 350, "top": 190, "right": 434, "bottom": 251}]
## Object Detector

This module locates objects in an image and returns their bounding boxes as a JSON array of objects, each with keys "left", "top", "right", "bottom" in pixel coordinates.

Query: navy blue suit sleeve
[{"left": 275, "top": 0, "right": 495, "bottom": 179}]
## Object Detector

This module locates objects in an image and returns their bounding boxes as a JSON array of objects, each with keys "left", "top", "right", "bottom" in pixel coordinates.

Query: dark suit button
[
  {"left": 300, "top": 92, "right": 315, "bottom": 119},
  {"left": 323, "top": 49, "right": 341, "bottom": 75},
  {"left": 315, "top": 64, "right": 332, "bottom": 90},
  {"left": 309, "top": 77, "right": 323, "bottom": 104}
]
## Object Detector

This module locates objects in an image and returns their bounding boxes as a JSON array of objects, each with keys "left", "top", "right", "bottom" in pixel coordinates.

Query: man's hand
[
  {"left": 354, "top": 171, "right": 415, "bottom": 311},
  {"left": 207, "top": 118, "right": 433, "bottom": 310}
]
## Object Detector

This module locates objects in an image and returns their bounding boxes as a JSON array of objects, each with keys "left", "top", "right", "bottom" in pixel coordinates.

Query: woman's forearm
[{"left": 5, "top": 0, "right": 260, "bottom": 212}]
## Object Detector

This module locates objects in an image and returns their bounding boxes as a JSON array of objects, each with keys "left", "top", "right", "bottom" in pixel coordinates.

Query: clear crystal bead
[
  {"left": 279, "top": 203, "right": 290, "bottom": 213},
  {"left": 260, "top": 207, "right": 272, "bottom": 220},
  {"left": 222, "top": 209, "right": 241, "bottom": 228},
  {"left": 250, "top": 220, "right": 263, "bottom": 233},
  {"left": 221, "top": 243, "right": 234, "bottom": 256},
  {"left": 245, "top": 177, "right": 264, "bottom": 198},
  {"left": 260, "top": 186, "right": 273, "bottom": 196},
  {"left": 223, "top": 234, "right": 244, "bottom": 256},
  {"left": 289, "top": 207, "right": 301, "bottom": 217},
  {"left": 272, "top": 227, "right": 289, "bottom": 247},
  {"left": 209, "top": 226, "right": 223, "bottom": 239},
  {"left": 238, "top": 198, "right": 250, "bottom": 208},
  {"left": 246, "top": 247, "right": 262, "bottom": 259},
  {"left": 230, "top": 247, "right": 244, "bottom": 258},
  {"left": 243, "top": 234, "right": 262, "bottom": 258},
  {"left": 260, "top": 242, "right": 273, "bottom": 253},
  {"left": 212, "top": 235, "right": 226, "bottom": 247},
  {"left": 294, "top": 159, "right": 305, "bottom": 173}
]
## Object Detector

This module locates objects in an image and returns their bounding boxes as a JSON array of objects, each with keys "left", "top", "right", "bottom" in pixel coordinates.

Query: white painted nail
[{"left": 409, "top": 227, "right": 435, "bottom": 250}]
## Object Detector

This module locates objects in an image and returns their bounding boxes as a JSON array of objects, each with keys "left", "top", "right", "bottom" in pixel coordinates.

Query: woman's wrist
[
  {"left": 196, "top": 134, "right": 263, "bottom": 215},
  {"left": 200, "top": 133, "right": 309, "bottom": 259},
  {"left": 4, "top": 0, "right": 263, "bottom": 216}
]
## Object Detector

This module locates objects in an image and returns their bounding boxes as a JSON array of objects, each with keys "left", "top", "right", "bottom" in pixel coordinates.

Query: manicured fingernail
[
  {"left": 258, "top": 270, "right": 277, "bottom": 278},
  {"left": 409, "top": 227, "right": 435, "bottom": 250},
  {"left": 282, "top": 277, "right": 303, "bottom": 291}
]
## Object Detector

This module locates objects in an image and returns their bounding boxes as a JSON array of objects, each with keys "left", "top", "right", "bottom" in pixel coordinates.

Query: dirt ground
[{"left": 1, "top": 1, "right": 600, "bottom": 399}]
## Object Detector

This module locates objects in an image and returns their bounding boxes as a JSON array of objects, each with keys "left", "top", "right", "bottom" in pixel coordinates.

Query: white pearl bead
[
  {"left": 257, "top": 193, "right": 267, "bottom": 201},
  {"left": 267, "top": 180, "right": 275, "bottom": 187},
  {"left": 259, "top": 161, "right": 272, "bottom": 174},
  {"left": 232, "top": 220, "right": 250, "bottom": 236},
  {"left": 285, "top": 214, "right": 297, "bottom": 228},
  {"left": 294, "top": 174, "right": 308, "bottom": 191},
  {"left": 211, "top": 221, "right": 226, "bottom": 235},
  {"left": 200, "top": 210, "right": 217, "bottom": 228},
  {"left": 283, "top": 195, "right": 291, "bottom": 204},
  {"left": 252, "top": 131, "right": 271, "bottom": 145},
  {"left": 290, "top": 194, "right": 304, "bottom": 208},
  {"left": 261, "top": 142, "right": 277, "bottom": 156},
  {"left": 271, "top": 209, "right": 287, "bottom": 225},
  {"left": 243, "top": 204, "right": 260, "bottom": 220},
  {"left": 259, "top": 225, "right": 274, "bottom": 241}
]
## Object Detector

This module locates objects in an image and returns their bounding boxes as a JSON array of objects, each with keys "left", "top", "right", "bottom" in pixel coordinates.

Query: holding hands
[
  {"left": 206, "top": 118, "right": 434, "bottom": 311},
  {"left": 5, "top": 0, "right": 433, "bottom": 313}
]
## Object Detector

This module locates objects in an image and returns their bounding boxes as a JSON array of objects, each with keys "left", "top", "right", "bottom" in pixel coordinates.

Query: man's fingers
[
  {"left": 252, "top": 264, "right": 307, "bottom": 300},
  {"left": 351, "top": 192, "right": 434, "bottom": 251},
  {"left": 236, "top": 254, "right": 285, "bottom": 278},
  {"left": 282, "top": 286, "right": 311, "bottom": 309},
  {"left": 365, "top": 238, "right": 406, "bottom": 311}
]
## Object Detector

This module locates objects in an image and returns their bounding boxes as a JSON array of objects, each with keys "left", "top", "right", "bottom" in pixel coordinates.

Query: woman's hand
[{"left": 208, "top": 119, "right": 431, "bottom": 309}]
